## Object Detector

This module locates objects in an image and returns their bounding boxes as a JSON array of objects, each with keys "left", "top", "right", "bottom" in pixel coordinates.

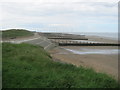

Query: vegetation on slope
[
  {"left": 2, "top": 43, "right": 119, "bottom": 88},
  {"left": 2, "top": 29, "right": 33, "bottom": 39},
  {"left": 0, "top": 43, "right": 1, "bottom": 89}
]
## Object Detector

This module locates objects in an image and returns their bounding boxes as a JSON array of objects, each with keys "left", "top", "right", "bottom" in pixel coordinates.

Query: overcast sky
[{"left": 0, "top": 0, "right": 119, "bottom": 32}]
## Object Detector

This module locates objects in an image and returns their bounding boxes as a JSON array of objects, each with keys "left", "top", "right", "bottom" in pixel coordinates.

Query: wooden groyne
[
  {"left": 48, "top": 37, "right": 88, "bottom": 40},
  {"left": 51, "top": 40, "right": 120, "bottom": 46},
  {"left": 59, "top": 43, "right": 120, "bottom": 46},
  {"left": 40, "top": 33, "right": 88, "bottom": 40}
]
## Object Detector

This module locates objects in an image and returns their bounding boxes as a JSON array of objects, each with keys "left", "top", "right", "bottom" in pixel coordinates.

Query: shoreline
[
  {"left": 2, "top": 31, "right": 119, "bottom": 79},
  {"left": 49, "top": 35, "right": 118, "bottom": 80}
]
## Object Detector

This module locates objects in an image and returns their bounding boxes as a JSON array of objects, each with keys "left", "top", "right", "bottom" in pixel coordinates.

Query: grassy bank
[
  {"left": 2, "top": 43, "right": 119, "bottom": 88},
  {"left": 2, "top": 29, "right": 33, "bottom": 39}
]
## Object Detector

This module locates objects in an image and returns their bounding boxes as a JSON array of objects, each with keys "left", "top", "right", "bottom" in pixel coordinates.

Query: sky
[{"left": 0, "top": 0, "right": 119, "bottom": 32}]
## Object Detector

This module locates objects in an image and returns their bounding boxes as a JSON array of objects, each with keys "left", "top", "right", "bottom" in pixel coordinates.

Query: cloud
[
  {"left": 0, "top": 0, "right": 119, "bottom": 3},
  {"left": 0, "top": 0, "right": 118, "bottom": 32}
]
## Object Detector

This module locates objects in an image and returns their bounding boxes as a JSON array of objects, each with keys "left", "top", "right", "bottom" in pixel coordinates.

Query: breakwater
[
  {"left": 51, "top": 40, "right": 119, "bottom": 46},
  {"left": 59, "top": 43, "right": 120, "bottom": 46}
]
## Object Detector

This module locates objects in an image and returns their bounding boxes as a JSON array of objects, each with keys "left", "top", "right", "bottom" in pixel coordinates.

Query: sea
[{"left": 68, "top": 32, "right": 119, "bottom": 40}]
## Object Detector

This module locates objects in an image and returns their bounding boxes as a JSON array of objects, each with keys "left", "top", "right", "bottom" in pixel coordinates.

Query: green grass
[
  {"left": 0, "top": 42, "right": 2, "bottom": 89},
  {"left": 2, "top": 43, "right": 119, "bottom": 88},
  {"left": 2, "top": 29, "right": 33, "bottom": 39}
]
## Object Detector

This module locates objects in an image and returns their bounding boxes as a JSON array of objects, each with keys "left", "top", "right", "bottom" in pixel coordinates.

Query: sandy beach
[
  {"left": 86, "top": 35, "right": 118, "bottom": 44},
  {"left": 49, "top": 35, "right": 119, "bottom": 80}
]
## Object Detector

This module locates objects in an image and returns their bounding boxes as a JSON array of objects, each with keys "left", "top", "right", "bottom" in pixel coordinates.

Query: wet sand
[
  {"left": 86, "top": 35, "right": 118, "bottom": 44},
  {"left": 49, "top": 35, "right": 119, "bottom": 80}
]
